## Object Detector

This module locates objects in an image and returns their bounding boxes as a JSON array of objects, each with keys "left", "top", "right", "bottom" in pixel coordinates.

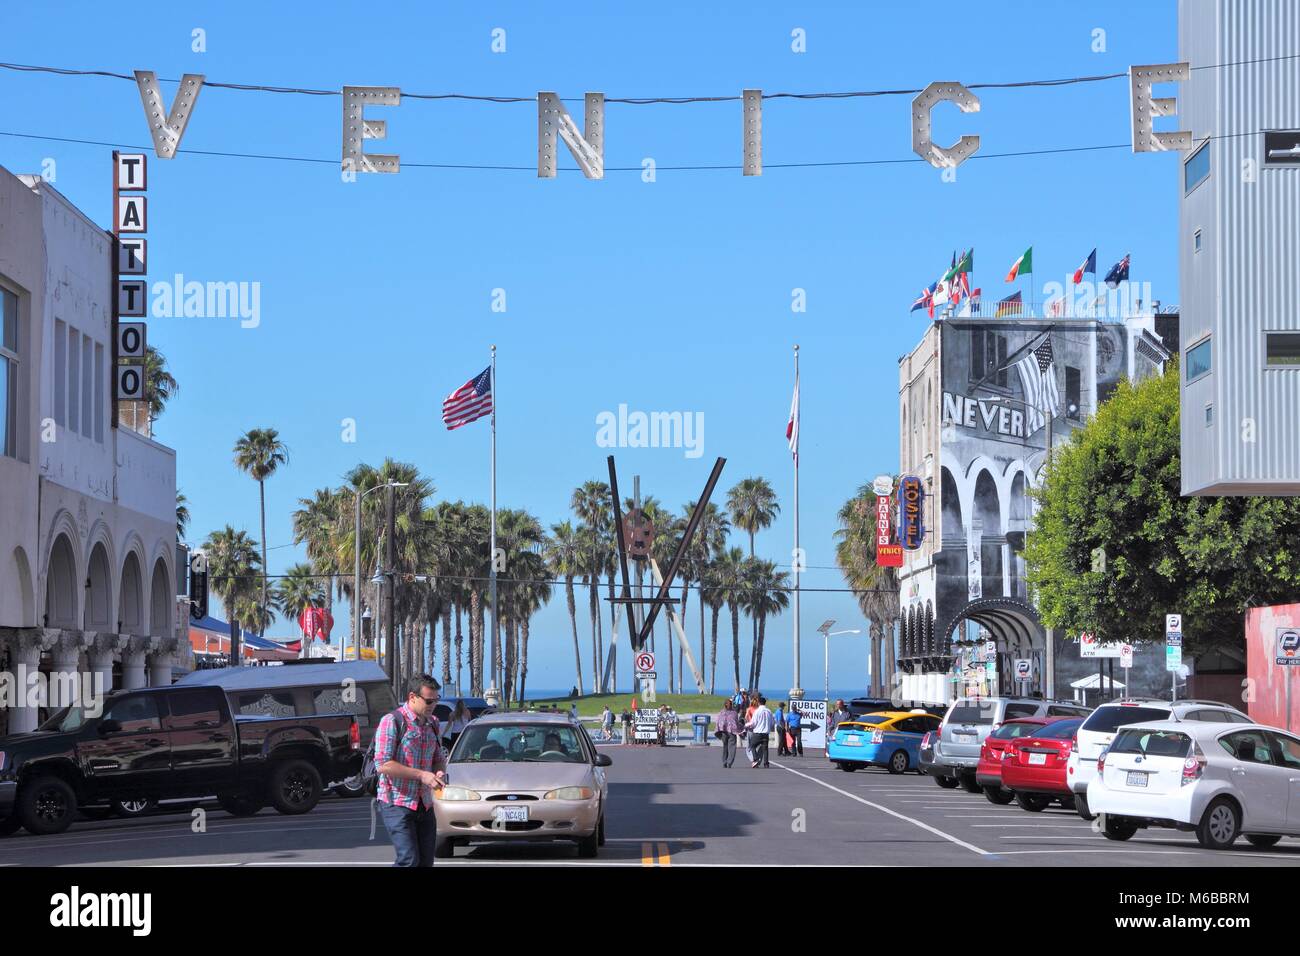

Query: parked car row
[{"left": 915, "top": 694, "right": 1299, "bottom": 850}]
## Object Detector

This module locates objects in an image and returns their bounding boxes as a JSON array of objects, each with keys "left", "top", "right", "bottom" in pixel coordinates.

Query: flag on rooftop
[
  {"left": 1005, "top": 246, "right": 1033, "bottom": 282},
  {"left": 1072, "top": 248, "right": 1097, "bottom": 285},
  {"left": 943, "top": 248, "right": 974, "bottom": 282},
  {"left": 1104, "top": 253, "right": 1131, "bottom": 288},
  {"left": 995, "top": 291, "right": 1023, "bottom": 317},
  {"left": 911, "top": 283, "right": 936, "bottom": 314}
]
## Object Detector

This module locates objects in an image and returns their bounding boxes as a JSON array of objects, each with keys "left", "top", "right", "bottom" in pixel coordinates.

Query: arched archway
[
  {"left": 120, "top": 552, "right": 144, "bottom": 633},
  {"left": 45, "top": 534, "right": 79, "bottom": 628},
  {"left": 9, "top": 546, "right": 36, "bottom": 626},
  {"left": 973, "top": 469, "right": 1003, "bottom": 599},
  {"left": 86, "top": 542, "right": 113, "bottom": 629},
  {"left": 149, "top": 557, "right": 172, "bottom": 638},
  {"left": 937, "top": 597, "right": 1043, "bottom": 695}
]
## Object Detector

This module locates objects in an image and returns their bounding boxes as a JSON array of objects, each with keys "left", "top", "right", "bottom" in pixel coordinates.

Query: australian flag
[{"left": 1104, "top": 253, "right": 1131, "bottom": 288}]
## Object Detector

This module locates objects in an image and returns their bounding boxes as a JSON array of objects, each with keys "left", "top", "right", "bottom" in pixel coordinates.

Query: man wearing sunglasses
[{"left": 375, "top": 674, "right": 449, "bottom": 866}]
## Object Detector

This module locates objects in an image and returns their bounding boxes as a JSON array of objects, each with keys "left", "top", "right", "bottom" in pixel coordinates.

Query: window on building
[
  {"left": 80, "top": 333, "right": 92, "bottom": 439},
  {"left": 1205, "top": 404, "right": 1214, "bottom": 426},
  {"left": 1263, "top": 130, "right": 1300, "bottom": 167},
  {"left": 1184, "top": 140, "right": 1210, "bottom": 193},
  {"left": 1186, "top": 337, "right": 1212, "bottom": 382},
  {"left": 54, "top": 319, "right": 66, "bottom": 426},
  {"left": 1, "top": 288, "right": 17, "bottom": 458},
  {"left": 970, "top": 329, "right": 1008, "bottom": 387},
  {"left": 93, "top": 342, "right": 104, "bottom": 443},
  {"left": 66, "top": 324, "right": 79, "bottom": 434},
  {"left": 1065, "top": 366, "right": 1081, "bottom": 420},
  {"left": 1194, "top": 229, "right": 1202, "bottom": 253},
  {"left": 1265, "top": 332, "right": 1300, "bottom": 367}
]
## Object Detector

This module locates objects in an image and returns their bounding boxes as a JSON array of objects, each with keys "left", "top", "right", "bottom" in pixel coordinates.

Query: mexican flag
[{"left": 1005, "top": 246, "right": 1032, "bottom": 282}]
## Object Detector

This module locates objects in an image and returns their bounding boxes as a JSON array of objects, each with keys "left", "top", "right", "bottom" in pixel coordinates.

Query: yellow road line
[
  {"left": 657, "top": 842, "right": 671, "bottom": 866},
  {"left": 641, "top": 842, "right": 654, "bottom": 866}
]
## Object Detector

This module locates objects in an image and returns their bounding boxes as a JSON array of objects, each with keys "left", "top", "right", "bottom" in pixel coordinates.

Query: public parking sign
[{"left": 1277, "top": 628, "right": 1300, "bottom": 666}]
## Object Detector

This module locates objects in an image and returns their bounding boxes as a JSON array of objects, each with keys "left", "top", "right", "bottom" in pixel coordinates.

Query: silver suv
[{"left": 934, "top": 696, "right": 1092, "bottom": 791}]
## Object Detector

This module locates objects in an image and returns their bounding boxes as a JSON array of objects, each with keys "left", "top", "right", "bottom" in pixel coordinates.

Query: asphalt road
[{"left": 5, "top": 744, "right": 1299, "bottom": 866}]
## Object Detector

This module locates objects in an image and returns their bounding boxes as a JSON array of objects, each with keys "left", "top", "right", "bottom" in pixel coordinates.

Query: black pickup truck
[{"left": 0, "top": 684, "right": 362, "bottom": 836}]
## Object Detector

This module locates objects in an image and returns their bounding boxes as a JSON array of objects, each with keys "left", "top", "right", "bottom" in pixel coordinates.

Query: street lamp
[
  {"left": 818, "top": 620, "right": 863, "bottom": 703},
  {"left": 353, "top": 481, "right": 409, "bottom": 660}
]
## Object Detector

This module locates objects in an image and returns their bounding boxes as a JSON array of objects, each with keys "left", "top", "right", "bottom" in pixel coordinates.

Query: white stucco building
[{"left": 0, "top": 165, "right": 184, "bottom": 734}]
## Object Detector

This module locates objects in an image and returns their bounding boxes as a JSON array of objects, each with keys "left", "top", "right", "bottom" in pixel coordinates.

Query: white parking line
[
  {"left": 773, "top": 762, "right": 991, "bottom": 857},
  {"left": 971, "top": 824, "right": 1091, "bottom": 828}
]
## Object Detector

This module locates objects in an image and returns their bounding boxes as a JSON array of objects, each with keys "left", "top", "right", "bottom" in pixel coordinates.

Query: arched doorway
[
  {"left": 120, "top": 552, "right": 143, "bottom": 633},
  {"left": 972, "top": 469, "right": 1003, "bottom": 599},
  {"left": 937, "top": 597, "right": 1043, "bottom": 697},
  {"left": 45, "top": 534, "right": 78, "bottom": 628},
  {"left": 149, "top": 558, "right": 171, "bottom": 638},
  {"left": 86, "top": 542, "right": 113, "bottom": 630}
]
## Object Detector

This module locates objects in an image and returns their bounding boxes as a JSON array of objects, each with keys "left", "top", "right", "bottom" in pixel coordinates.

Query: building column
[
  {"left": 48, "top": 628, "right": 90, "bottom": 713},
  {"left": 121, "top": 635, "right": 155, "bottom": 690},
  {"left": 87, "top": 631, "right": 126, "bottom": 699},
  {"left": 5, "top": 629, "right": 59, "bottom": 734},
  {"left": 148, "top": 638, "right": 178, "bottom": 687}
]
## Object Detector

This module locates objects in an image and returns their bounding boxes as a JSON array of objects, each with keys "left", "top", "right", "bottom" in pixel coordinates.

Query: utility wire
[{"left": 2, "top": 51, "right": 1297, "bottom": 102}]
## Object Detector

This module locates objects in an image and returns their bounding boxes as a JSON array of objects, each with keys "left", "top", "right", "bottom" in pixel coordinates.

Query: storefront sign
[
  {"left": 897, "top": 476, "right": 926, "bottom": 551},
  {"left": 875, "top": 492, "right": 902, "bottom": 567}
]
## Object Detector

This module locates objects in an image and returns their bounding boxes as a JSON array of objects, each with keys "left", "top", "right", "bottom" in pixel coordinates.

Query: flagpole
[
  {"left": 489, "top": 344, "right": 499, "bottom": 702},
  {"left": 792, "top": 344, "right": 802, "bottom": 700}
]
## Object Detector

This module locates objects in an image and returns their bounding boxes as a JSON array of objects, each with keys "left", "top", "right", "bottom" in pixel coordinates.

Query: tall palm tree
[
  {"left": 513, "top": 550, "right": 552, "bottom": 704},
  {"left": 546, "top": 520, "right": 585, "bottom": 694},
  {"left": 203, "top": 526, "right": 260, "bottom": 664},
  {"left": 233, "top": 428, "right": 289, "bottom": 637},
  {"left": 292, "top": 487, "right": 344, "bottom": 653},
  {"left": 682, "top": 500, "right": 729, "bottom": 692},
  {"left": 176, "top": 491, "right": 190, "bottom": 542},
  {"left": 745, "top": 559, "right": 790, "bottom": 690},
  {"left": 714, "top": 546, "right": 747, "bottom": 692},
  {"left": 571, "top": 480, "right": 612, "bottom": 691},
  {"left": 702, "top": 561, "right": 727, "bottom": 693},
  {"left": 496, "top": 508, "right": 545, "bottom": 702},
  {"left": 835, "top": 483, "right": 900, "bottom": 696},
  {"left": 726, "top": 477, "right": 780, "bottom": 687}
]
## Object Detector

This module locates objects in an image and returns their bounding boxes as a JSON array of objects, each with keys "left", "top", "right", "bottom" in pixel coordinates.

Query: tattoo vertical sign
[{"left": 113, "top": 151, "right": 149, "bottom": 431}]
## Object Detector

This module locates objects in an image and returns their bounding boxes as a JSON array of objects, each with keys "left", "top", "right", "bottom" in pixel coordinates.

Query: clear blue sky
[{"left": 1, "top": 1, "right": 1181, "bottom": 692}]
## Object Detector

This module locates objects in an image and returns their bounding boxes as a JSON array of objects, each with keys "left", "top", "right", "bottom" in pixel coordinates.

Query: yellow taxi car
[{"left": 827, "top": 710, "right": 943, "bottom": 774}]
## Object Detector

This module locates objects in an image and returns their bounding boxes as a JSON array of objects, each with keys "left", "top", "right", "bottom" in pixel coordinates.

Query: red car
[
  {"left": 1000, "top": 717, "right": 1086, "bottom": 811},
  {"left": 975, "top": 717, "right": 1062, "bottom": 805}
]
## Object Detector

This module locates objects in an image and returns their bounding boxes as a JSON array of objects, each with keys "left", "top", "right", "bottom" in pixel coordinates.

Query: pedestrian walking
[
  {"left": 715, "top": 699, "right": 740, "bottom": 767},
  {"left": 787, "top": 701, "right": 804, "bottom": 756},
  {"left": 743, "top": 693, "right": 758, "bottom": 764},
  {"left": 774, "top": 701, "right": 789, "bottom": 756},
  {"left": 441, "top": 698, "right": 470, "bottom": 751},
  {"left": 744, "top": 696, "right": 775, "bottom": 768},
  {"left": 374, "top": 674, "right": 448, "bottom": 867},
  {"left": 601, "top": 705, "right": 614, "bottom": 741},
  {"left": 829, "top": 699, "right": 851, "bottom": 738}
]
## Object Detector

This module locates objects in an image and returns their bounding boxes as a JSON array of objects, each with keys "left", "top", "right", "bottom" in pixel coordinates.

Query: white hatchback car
[
  {"left": 1086, "top": 719, "right": 1300, "bottom": 849},
  {"left": 1066, "top": 698, "right": 1252, "bottom": 818}
]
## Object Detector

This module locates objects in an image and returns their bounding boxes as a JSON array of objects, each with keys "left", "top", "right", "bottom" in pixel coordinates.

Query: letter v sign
[{"left": 135, "top": 70, "right": 205, "bottom": 159}]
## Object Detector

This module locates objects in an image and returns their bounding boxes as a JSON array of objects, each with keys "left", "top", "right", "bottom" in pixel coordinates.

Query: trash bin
[{"left": 692, "top": 714, "right": 710, "bottom": 745}]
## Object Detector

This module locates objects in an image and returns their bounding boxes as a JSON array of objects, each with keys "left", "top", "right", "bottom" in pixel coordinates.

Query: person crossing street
[
  {"left": 744, "top": 696, "right": 775, "bottom": 768},
  {"left": 715, "top": 699, "right": 740, "bottom": 768}
]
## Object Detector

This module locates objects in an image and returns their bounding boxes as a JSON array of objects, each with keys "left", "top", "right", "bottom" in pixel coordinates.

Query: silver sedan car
[{"left": 432, "top": 711, "right": 612, "bottom": 858}]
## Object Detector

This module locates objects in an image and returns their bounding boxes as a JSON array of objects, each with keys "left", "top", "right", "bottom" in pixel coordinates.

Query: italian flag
[{"left": 1005, "top": 246, "right": 1032, "bottom": 282}]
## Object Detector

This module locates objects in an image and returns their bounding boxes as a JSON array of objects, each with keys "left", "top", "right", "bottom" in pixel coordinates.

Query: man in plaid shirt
[{"left": 376, "top": 674, "right": 448, "bottom": 866}]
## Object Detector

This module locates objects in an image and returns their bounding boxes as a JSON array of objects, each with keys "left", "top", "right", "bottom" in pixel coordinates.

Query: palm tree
[
  {"left": 176, "top": 491, "right": 190, "bottom": 542},
  {"left": 144, "top": 345, "right": 178, "bottom": 423},
  {"left": 276, "top": 562, "right": 325, "bottom": 656},
  {"left": 745, "top": 559, "right": 790, "bottom": 690},
  {"left": 203, "top": 526, "right": 260, "bottom": 664},
  {"left": 682, "top": 500, "right": 729, "bottom": 693},
  {"left": 546, "top": 520, "right": 585, "bottom": 694},
  {"left": 513, "top": 550, "right": 552, "bottom": 703},
  {"left": 233, "top": 428, "right": 289, "bottom": 637},
  {"left": 835, "top": 484, "right": 901, "bottom": 696},
  {"left": 714, "top": 546, "right": 747, "bottom": 691},
  {"left": 496, "top": 508, "right": 545, "bottom": 703},
  {"left": 726, "top": 477, "right": 780, "bottom": 686},
  {"left": 571, "top": 481, "right": 612, "bottom": 690},
  {"left": 701, "top": 561, "right": 727, "bottom": 693},
  {"left": 292, "top": 487, "right": 344, "bottom": 653}
]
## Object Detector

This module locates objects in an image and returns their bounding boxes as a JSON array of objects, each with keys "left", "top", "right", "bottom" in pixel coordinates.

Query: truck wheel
[
  {"left": 933, "top": 774, "right": 960, "bottom": 789},
  {"left": 270, "top": 759, "right": 322, "bottom": 815},
  {"left": 112, "top": 798, "right": 157, "bottom": 818},
  {"left": 217, "top": 792, "right": 265, "bottom": 817},
  {"left": 18, "top": 776, "right": 77, "bottom": 835}
]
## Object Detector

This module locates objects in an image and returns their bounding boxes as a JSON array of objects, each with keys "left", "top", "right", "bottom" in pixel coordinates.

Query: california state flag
[{"left": 786, "top": 372, "right": 800, "bottom": 464}]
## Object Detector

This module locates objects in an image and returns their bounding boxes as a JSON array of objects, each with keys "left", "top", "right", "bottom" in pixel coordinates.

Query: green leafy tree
[
  {"left": 1024, "top": 365, "right": 1300, "bottom": 659},
  {"left": 233, "top": 428, "right": 289, "bottom": 636}
]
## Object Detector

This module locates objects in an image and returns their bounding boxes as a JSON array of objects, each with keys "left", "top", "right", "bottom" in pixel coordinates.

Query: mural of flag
[
  {"left": 995, "top": 291, "right": 1023, "bottom": 317},
  {"left": 1072, "top": 248, "right": 1097, "bottom": 284},
  {"left": 1005, "top": 246, "right": 1033, "bottom": 282},
  {"left": 442, "top": 366, "right": 494, "bottom": 430},
  {"left": 786, "top": 372, "right": 800, "bottom": 464},
  {"left": 1104, "top": 253, "right": 1131, "bottom": 288},
  {"left": 1014, "top": 337, "right": 1061, "bottom": 435}
]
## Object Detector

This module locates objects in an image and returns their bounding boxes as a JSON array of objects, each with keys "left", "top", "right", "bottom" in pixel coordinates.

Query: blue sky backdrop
[{"left": 0, "top": 1, "right": 1181, "bottom": 692}]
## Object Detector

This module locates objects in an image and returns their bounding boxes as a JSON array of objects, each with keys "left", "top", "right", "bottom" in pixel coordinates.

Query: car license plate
[
  {"left": 1126, "top": 771, "right": 1148, "bottom": 788},
  {"left": 843, "top": 736, "right": 861, "bottom": 746},
  {"left": 1029, "top": 752, "right": 1047, "bottom": 765},
  {"left": 493, "top": 805, "right": 529, "bottom": 823},
  {"left": 954, "top": 733, "right": 975, "bottom": 743}
]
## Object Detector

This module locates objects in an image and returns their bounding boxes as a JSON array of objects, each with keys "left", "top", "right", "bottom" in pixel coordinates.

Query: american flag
[
  {"left": 442, "top": 366, "right": 493, "bottom": 430},
  {"left": 1014, "top": 337, "right": 1060, "bottom": 435}
]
